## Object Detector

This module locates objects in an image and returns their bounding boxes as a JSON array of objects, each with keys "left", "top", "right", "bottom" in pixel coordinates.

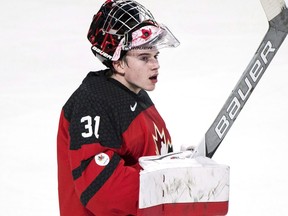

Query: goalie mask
[{"left": 87, "top": 0, "right": 180, "bottom": 67}]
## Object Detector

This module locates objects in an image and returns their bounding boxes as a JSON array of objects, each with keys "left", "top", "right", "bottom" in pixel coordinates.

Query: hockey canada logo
[
  {"left": 95, "top": 153, "right": 110, "bottom": 166},
  {"left": 152, "top": 122, "right": 172, "bottom": 155}
]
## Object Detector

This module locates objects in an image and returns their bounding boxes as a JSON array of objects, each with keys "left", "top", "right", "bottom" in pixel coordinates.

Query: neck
[{"left": 111, "top": 73, "right": 141, "bottom": 94}]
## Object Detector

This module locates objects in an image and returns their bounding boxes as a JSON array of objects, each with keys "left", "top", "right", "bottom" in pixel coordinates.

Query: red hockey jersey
[{"left": 57, "top": 70, "right": 173, "bottom": 216}]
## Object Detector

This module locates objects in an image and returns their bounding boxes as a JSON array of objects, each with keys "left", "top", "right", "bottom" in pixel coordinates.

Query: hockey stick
[{"left": 191, "top": 0, "right": 288, "bottom": 158}]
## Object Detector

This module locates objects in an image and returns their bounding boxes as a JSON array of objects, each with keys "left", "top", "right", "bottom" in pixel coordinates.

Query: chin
[{"left": 145, "top": 86, "right": 156, "bottom": 91}]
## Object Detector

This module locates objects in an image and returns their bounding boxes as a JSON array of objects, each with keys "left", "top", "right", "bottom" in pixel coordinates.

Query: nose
[{"left": 151, "top": 58, "right": 160, "bottom": 70}]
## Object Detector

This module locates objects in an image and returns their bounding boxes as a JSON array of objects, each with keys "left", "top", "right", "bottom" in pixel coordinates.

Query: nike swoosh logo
[{"left": 130, "top": 102, "right": 137, "bottom": 112}]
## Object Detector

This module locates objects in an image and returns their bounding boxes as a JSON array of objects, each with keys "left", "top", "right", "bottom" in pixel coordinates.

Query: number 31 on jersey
[{"left": 81, "top": 115, "right": 100, "bottom": 139}]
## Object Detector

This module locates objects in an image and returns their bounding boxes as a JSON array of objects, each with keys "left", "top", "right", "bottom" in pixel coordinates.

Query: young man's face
[{"left": 116, "top": 48, "right": 160, "bottom": 93}]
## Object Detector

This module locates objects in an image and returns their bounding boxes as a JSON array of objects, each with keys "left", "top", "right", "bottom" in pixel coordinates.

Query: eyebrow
[{"left": 134, "top": 51, "right": 160, "bottom": 57}]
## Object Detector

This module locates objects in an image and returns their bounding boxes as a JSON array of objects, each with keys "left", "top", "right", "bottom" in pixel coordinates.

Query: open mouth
[{"left": 149, "top": 75, "right": 158, "bottom": 80}]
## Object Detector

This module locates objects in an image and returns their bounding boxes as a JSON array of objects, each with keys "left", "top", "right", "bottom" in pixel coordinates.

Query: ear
[{"left": 112, "top": 60, "right": 126, "bottom": 76}]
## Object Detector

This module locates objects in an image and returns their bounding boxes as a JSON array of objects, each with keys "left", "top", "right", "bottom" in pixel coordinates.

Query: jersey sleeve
[{"left": 58, "top": 89, "right": 140, "bottom": 215}]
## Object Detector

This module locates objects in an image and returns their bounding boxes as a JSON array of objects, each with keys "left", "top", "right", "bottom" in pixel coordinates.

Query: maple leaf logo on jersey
[
  {"left": 152, "top": 122, "right": 172, "bottom": 155},
  {"left": 95, "top": 153, "right": 110, "bottom": 166}
]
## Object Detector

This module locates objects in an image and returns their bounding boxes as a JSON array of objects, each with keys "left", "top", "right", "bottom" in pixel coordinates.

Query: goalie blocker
[{"left": 138, "top": 152, "right": 229, "bottom": 216}]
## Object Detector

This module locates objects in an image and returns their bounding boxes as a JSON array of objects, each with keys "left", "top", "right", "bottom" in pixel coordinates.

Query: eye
[{"left": 139, "top": 56, "right": 149, "bottom": 62}]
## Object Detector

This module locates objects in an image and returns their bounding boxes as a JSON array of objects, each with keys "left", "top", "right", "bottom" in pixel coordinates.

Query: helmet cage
[
  {"left": 88, "top": 0, "right": 180, "bottom": 67},
  {"left": 102, "top": 0, "right": 157, "bottom": 37}
]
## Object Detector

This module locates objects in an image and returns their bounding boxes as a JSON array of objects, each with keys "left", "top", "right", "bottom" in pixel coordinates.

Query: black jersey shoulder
[
  {"left": 83, "top": 70, "right": 153, "bottom": 105},
  {"left": 62, "top": 70, "right": 154, "bottom": 150}
]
